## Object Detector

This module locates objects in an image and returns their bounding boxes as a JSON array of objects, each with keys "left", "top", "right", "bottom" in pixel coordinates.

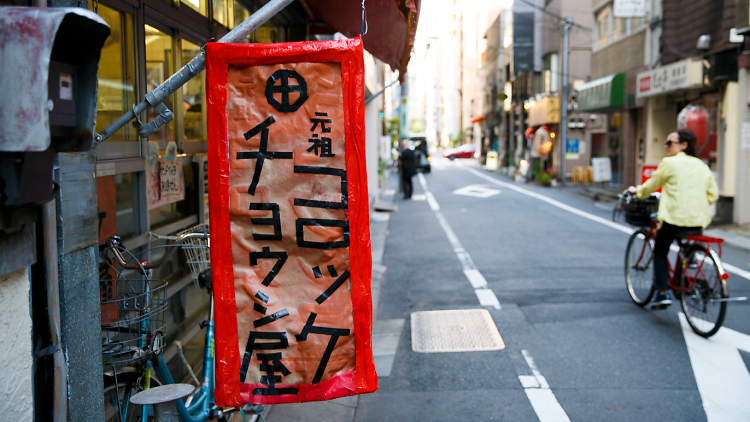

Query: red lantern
[{"left": 677, "top": 105, "right": 709, "bottom": 150}]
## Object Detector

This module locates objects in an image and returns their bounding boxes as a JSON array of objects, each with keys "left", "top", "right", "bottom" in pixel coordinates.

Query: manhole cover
[{"left": 410, "top": 309, "right": 505, "bottom": 353}]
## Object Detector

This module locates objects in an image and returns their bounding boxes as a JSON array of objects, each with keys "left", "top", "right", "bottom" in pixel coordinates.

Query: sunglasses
[{"left": 664, "top": 140, "right": 683, "bottom": 147}]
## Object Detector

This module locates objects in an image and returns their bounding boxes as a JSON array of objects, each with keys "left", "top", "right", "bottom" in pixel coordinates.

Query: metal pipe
[
  {"left": 364, "top": 79, "right": 399, "bottom": 105},
  {"left": 96, "top": 0, "right": 295, "bottom": 143},
  {"left": 41, "top": 200, "right": 67, "bottom": 421}
]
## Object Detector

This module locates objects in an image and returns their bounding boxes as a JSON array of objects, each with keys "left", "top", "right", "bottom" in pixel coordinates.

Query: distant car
[{"left": 443, "top": 144, "right": 477, "bottom": 160}]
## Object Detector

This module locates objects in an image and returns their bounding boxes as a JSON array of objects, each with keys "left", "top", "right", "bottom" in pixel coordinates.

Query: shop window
[
  {"left": 149, "top": 164, "right": 197, "bottom": 229},
  {"left": 213, "top": 0, "right": 232, "bottom": 27},
  {"left": 145, "top": 25, "right": 177, "bottom": 143},
  {"left": 94, "top": 3, "right": 137, "bottom": 143},
  {"left": 181, "top": 40, "right": 206, "bottom": 141},
  {"left": 180, "top": 0, "right": 208, "bottom": 18},
  {"left": 233, "top": 0, "right": 251, "bottom": 32},
  {"left": 115, "top": 173, "right": 135, "bottom": 238}
]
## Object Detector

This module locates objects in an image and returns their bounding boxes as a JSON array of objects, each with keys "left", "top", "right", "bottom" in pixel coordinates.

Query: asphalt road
[{"left": 355, "top": 158, "right": 750, "bottom": 422}]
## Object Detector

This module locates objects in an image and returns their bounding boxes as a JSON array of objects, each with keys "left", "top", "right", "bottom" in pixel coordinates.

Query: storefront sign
[
  {"left": 636, "top": 58, "right": 704, "bottom": 99},
  {"left": 613, "top": 0, "right": 646, "bottom": 18},
  {"left": 514, "top": 13, "right": 534, "bottom": 72},
  {"left": 592, "top": 157, "right": 612, "bottom": 182},
  {"left": 527, "top": 96, "right": 560, "bottom": 126},
  {"left": 206, "top": 38, "right": 376, "bottom": 407},
  {"left": 565, "top": 138, "right": 580, "bottom": 159},
  {"left": 640, "top": 164, "right": 661, "bottom": 193}
]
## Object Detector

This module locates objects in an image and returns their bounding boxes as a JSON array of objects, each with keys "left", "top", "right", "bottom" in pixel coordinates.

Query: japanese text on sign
[{"left": 227, "top": 62, "right": 354, "bottom": 399}]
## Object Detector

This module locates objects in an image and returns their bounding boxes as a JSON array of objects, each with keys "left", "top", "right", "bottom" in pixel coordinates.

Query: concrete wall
[
  {"left": 0, "top": 268, "right": 33, "bottom": 421},
  {"left": 644, "top": 96, "right": 675, "bottom": 165},
  {"left": 591, "top": 31, "right": 647, "bottom": 80}
]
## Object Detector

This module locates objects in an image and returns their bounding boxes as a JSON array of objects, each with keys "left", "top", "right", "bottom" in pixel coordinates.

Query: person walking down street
[
  {"left": 399, "top": 139, "right": 417, "bottom": 199},
  {"left": 627, "top": 128, "right": 719, "bottom": 310}
]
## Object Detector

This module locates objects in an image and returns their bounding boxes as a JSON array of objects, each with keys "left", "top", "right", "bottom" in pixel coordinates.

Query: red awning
[
  {"left": 299, "top": 0, "right": 420, "bottom": 79},
  {"left": 470, "top": 115, "right": 486, "bottom": 124}
]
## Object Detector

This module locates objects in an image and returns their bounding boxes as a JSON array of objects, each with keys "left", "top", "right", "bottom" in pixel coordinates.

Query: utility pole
[{"left": 560, "top": 16, "right": 573, "bottom": 186}]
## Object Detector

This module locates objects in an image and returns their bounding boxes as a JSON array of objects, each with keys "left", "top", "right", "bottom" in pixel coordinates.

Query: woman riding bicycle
[{"left": 626, "top": 128, "right": 718, "bottom": 310}]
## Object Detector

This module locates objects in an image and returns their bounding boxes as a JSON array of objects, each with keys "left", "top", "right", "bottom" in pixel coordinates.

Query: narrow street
[{"left": 355, "top": 159, "right": 750, "bottom": 422}]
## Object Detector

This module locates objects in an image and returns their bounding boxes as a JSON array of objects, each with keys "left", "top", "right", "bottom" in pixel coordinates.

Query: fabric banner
[{"left": 205, "top": 37, "right": 376, "bottom": 407}]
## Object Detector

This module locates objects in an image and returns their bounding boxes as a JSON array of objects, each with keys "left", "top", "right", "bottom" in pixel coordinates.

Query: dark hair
[{"left": 676, "top": 128, "right": 697, "bottom": 157}]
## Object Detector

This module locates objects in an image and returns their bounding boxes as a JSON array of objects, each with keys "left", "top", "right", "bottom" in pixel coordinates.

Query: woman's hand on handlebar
[{"left": 626, "top": 186, "right": 638, "bottom": 195}]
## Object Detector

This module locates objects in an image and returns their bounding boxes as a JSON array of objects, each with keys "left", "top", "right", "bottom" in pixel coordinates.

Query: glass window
[
  {"left": 213, "top": 0, "right": 232, "bottom": 27},
  {"left": 596, "top": 6, "right": 610, "bottom": 49},
  {"left": 613, "top": 16, "right": 626, "bottom": 42},
  {"left": 94, "top": 3, "right": 137, "bottom": 142},
  {"left": 145, "top": 25, "right": 177, "bottom": 143},
  {"left": 181, "top": 40, "right": 206, "bottom": 141},
  {"left": 180, "top": 0, "right": 207, "bottom": 17},
  {"left": 233, "top": 0, "right": 250, "bottom": 32}
]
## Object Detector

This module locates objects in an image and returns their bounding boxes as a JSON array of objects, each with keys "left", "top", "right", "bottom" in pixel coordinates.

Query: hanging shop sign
[
  {"left": 146, "top": 141, "right": 185, "bottom": 209},
  {"left": 513, "top": 12, "right": 535, "bottom": 72},
  {"left": 205, "top": 37, "right": 376, "bottom": 407},
  {"left": 640, "top": 164, "right": 662, "bottom": 193},
  {"left": 636, "top": 58, "right": 704, "bottom": 99}
]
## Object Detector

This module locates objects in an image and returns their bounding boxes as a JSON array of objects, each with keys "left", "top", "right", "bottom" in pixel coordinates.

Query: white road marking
[
  {"left": 417, "top": 173, "right": 500, "bottom": 309},
  {"left": 459, "top": 165, "right": 750, "bottom": 281},
  {"left": 453, "top": 185, "right": 501, "bottom": 198},
  {"left": 520, "top": 350, "right": 571, "bottom": 422},
  {"left": 680, "top": 313, "right": 750, "bottom": 421},
  {"left": 411, "top": 194, "right": 427, "bottom": 201}
]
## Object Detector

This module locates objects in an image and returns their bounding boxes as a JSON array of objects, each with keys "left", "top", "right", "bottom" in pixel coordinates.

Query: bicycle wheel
[
  {"left": 625, "top": 229, "right": 655, "bottom": 306},
  {"left": 680, "top": 244, "right": 728, "bottom": 338},
  {"left": 103, "top": 369, "right": 162, "bottom": 422}
]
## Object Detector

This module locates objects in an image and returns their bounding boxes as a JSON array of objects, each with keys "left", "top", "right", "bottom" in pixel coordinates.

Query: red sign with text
[
  {"left": 205, "top": 37, "right": 377, "bottom": 407},
  {"left": 640, "top": 164, "right": 661, "bottom": 193}
]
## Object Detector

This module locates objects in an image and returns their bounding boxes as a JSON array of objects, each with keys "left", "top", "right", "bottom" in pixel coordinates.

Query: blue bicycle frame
[{"left": 152, "top": 295, "right": 218, "bottom": 422}]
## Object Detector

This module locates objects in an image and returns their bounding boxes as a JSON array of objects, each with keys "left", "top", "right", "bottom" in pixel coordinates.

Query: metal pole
[
  {"left": 41, "top": 200, "right": 67, "bottom": 422},
  {"left": 560, "top": 16, "right": 572, "bottom": 186},
  {"left": 95, "top": 0, "right": 295, "bottom": 143}
]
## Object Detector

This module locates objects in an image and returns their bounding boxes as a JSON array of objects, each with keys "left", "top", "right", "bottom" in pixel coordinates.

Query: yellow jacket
[{"left": 636, "top": 152, "right": 719, "bottom": 228}]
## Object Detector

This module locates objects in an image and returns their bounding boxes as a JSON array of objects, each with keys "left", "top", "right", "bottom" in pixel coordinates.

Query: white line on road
[
  {"left": 520, "top": 350, "right": 571, "bottom": 422},
  {"left": 680, "top": 313, "right": 750, "bottom": 421},
  {"left": 459, "top": 165, "right": 750, "bottom": 281},
  {"left": 417, "top": 173, "right": 499, "bottom": 309}
]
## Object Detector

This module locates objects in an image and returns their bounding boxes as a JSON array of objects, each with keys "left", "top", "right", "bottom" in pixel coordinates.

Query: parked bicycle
[
  {"left": 99, "top": 227, "right": 263, "bottom": 421},
  {"left": 615, "top": 191, "right": 745, "bottom": 338}
]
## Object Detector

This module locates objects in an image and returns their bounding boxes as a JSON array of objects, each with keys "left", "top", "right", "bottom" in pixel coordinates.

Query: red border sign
[{"left": 205, "top": 37, "right": 377, "bottom": 407}]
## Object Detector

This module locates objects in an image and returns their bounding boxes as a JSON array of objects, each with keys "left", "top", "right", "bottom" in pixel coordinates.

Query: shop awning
[
  {"left": 576, "top": 73, "right": 625, "bottom": 112},
  {"left": 299, "top": 0, "right": 420, "bottom": 80},
  {"left": 470, "top": 115, "right": 486, "bottom": 124}
]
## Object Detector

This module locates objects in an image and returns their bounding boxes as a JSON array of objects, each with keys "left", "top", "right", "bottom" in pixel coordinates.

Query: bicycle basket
[
  {"left": 100, "top": 278, "right": 168, "bottom": 367},
  {"left": 622, "top": 196, "right": 659, "bottom": 226},
  {"left": 177, "top": 224, "right": 210, "bottom": 282}
]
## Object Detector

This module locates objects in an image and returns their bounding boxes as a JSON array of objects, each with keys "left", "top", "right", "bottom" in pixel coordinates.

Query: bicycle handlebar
[{"left": 102, "top": 231, "right": 209, "bottom": 271}]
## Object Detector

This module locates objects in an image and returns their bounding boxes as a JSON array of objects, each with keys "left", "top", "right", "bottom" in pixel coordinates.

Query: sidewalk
[{"left": 262, "top": 171, "right": 399, "bottom": 422}]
